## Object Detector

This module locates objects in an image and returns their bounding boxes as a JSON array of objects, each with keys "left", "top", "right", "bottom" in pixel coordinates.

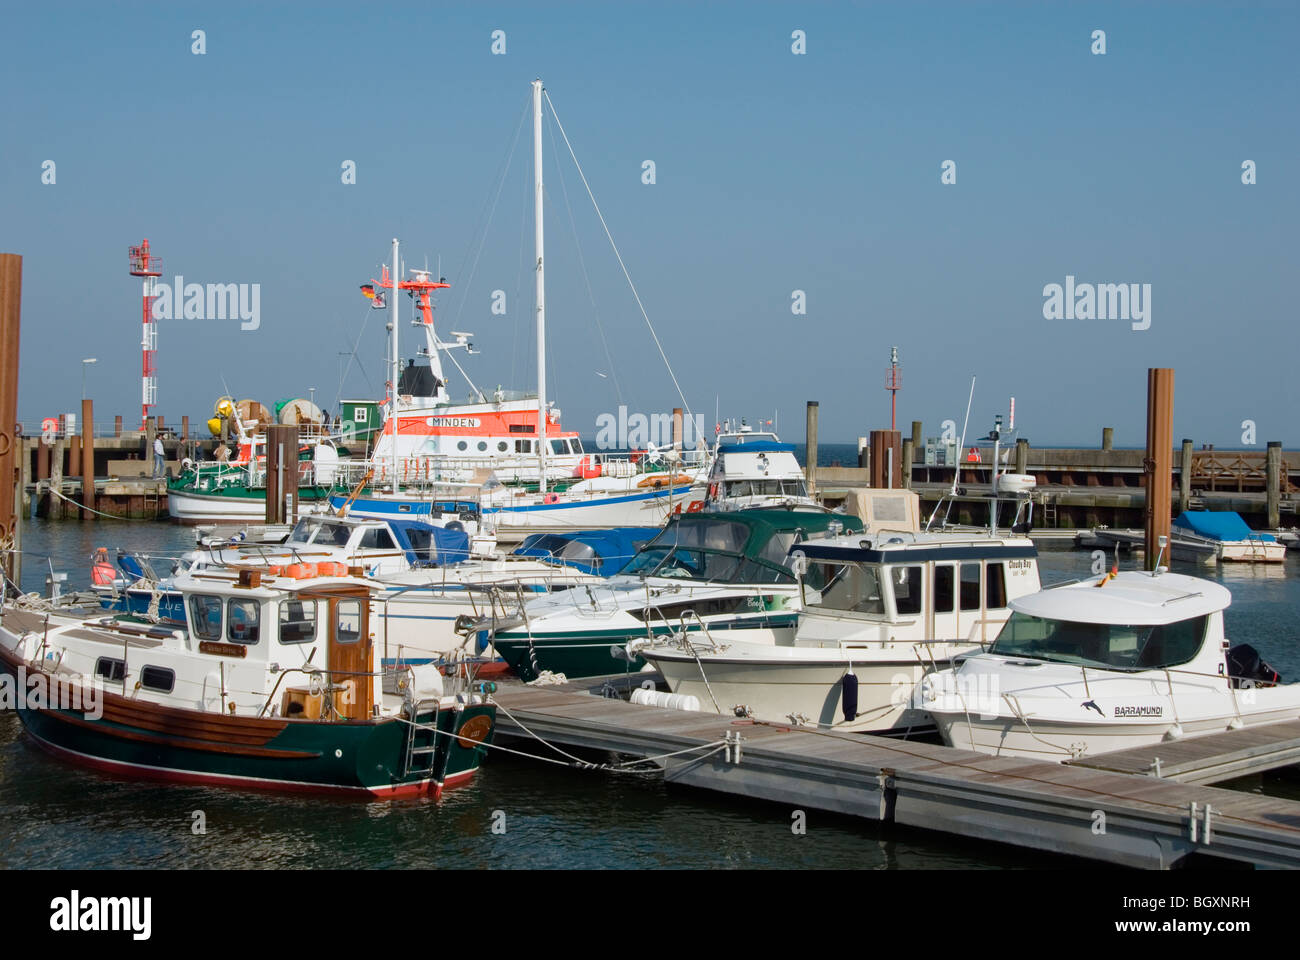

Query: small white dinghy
[{"left": 920, "top": 568, "right": 1300, "bottom": 761}]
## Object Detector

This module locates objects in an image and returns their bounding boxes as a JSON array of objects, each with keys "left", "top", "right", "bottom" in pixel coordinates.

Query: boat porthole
[{"left": 335, "top": 749, "right": 343, "bottom": 758}]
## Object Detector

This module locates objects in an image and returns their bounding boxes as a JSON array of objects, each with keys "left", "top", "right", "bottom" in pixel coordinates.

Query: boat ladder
[
  {"left": 1041, "top": 494, "right": 1058, "bottom": 528},
  {"left": 401, "top": 699, "right": 443, "bottom": 777}
]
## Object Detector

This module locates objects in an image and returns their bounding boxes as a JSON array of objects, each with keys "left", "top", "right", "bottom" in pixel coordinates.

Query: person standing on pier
[{"left": 153, "top": 435, "right": 165, "bottom": 478}]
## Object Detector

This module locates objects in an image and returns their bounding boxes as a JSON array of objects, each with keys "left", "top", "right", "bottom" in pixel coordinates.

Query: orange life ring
[{"left": 708, "top": 483, "right": 719, "bottom": 500}]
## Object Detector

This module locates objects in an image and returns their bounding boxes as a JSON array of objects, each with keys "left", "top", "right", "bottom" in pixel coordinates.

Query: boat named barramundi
[
  {"left": 0, "top": 570, "right": 496, "bottom": 798},
  {"left": 920, "top": 569, "right": 1300, "bottom": 760}
]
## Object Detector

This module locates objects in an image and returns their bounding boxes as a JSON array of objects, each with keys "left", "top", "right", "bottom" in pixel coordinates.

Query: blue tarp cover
[
  {"left": 513, "top": 527, "right": 660, "bottom": 575},
  {"left": 1172, "top": 511, "right": 1276, "bottom": 543}
]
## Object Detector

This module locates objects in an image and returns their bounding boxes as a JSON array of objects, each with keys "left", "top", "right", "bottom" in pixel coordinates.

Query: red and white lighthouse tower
[{"left": 128, "top": 239, "right": 162, "bottom": 429}]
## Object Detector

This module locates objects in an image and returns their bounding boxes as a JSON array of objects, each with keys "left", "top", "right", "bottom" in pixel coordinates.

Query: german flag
[{"left": 360, "top": 283, "right": 376, "bottom": 299}]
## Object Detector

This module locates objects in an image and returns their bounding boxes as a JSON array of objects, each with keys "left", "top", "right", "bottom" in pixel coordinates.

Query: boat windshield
[
  {"left": 289, "top": 519, "right": 322, "bottom": 543},
  {"left": 315, "top": 522, "right": 353, "bottom": 547},
  {"left": 724, "top": 479, "right": 807, "bottom": 498},
  {"left": 620, "top": 519, "right": 794, "bottom": 584},
  {"left": 989, "top": 611, "right": 1209, "bottom": 670},
  {"left": 804, "top": 562, "right": 887, "bottom": 616}
]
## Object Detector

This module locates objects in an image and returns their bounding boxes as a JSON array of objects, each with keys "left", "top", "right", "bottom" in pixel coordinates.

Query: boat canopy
[
  {"left": 1173, "top": 511, "right": 1276, "bottom": 543},
  {"left": 512, "top": 527, "right": 660, "bottom": 576},
  {"left": 622, "top": 509, "right": 863, "bottom": 583}
]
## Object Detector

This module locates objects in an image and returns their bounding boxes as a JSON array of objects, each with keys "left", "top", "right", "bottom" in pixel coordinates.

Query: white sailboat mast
[
  {"left": 391, "top": 237, "right": 400, "bottom": 486},
  {"left": 533, "top": 78, "right": 548, "bottom": 494}
]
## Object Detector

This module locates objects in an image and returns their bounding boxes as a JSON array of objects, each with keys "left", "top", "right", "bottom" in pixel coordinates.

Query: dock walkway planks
[
  {"left": 1067, "top": 719, "right": 1300, "bottom": 784},
  {"left": 492, "top": 680, "right": 1300, "bottom": 868}
]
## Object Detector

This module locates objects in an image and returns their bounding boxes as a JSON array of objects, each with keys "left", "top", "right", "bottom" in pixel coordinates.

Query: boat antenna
[{"left": 925, "top": 376, "right": 975, "bottom": 531}]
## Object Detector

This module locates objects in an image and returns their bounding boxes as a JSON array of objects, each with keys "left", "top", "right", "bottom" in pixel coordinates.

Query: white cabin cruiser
[
  {"left": 703, "top": 427, "right": 822, "bottom": 513},
  {"left": 641, "top": 504, "right": 1041, "bottom": 733},
  {"left": 920, "top": 568, "right": 1300, "bottom": 760}
]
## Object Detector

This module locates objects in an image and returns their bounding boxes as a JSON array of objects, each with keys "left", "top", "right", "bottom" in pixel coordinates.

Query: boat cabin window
[
  {"left": 891, "top": 565, "right": 924, "bottom": 616},
  {"left": 959, "top": 563, "right": 981, "bottom": 611},
  {"left": 226, "top": 599, "right": 261, "bottom": 645},
  {"left": 290, "top": 519, "right": 322, "bottom": 543},
  {"left": 986, "top": 563, "right": 1007, "bottom": 609},
  {"left": 95, "top": 657, "right": 126, "bottom": 683},
  {"left": 549, "top": 439, "right": 564, "bottom": 455},
  {"left": 189, "top": 595, "right": 223, "bottom": 641},
  {"left": 318, "top": 523, "right": 352, "bottom": 547},
  {"left": 336, "top": 599, "right": 363, "bottom": 644},
  {"left": 990, "top": 613, "right": 1209, "bottom": 670},
  {"left": 358, "top": 527, "right": 396, "bottom": 551},
  {"left": 934, "top": 564, "right": 955, "bottom": 613},
  {"left": 572, "top": 438, "right": 584, "bottom": 454},
  {"left": 515, "top": 439, "right": 533, "bottom": 454},
  {"left": 726, "top": 479, "right": 807, "bottom": 499},
  {"left": 808, "top": 562, "right": 886, "bottom": 616},
  {"left": 140, "top": 665, "right": 175, "bottom": 693},
  {"left": 279, "top": 599, "right": 317, "bottom": 644}
]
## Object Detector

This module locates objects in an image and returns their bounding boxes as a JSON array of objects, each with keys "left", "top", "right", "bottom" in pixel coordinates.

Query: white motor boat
[
  {"left": 920, "top": 568, "right": 1300, "bottom": 760},
  {"left": 703, "top": 425, "right": 823, "bottom": 513},
  {"left": 640, "top": 525, "right": 1042, "bottom": 733}
]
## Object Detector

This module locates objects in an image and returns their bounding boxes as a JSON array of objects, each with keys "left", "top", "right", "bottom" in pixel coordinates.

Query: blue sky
[{"left": 1, "top": 1, "right": 1296, "bottom": 447}]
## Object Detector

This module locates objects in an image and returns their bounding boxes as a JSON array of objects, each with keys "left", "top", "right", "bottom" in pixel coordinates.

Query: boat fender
[
  {"left": 841, "top": 671, "right": 859, "bottom": 722},
  {"left": 630, "top": 688, "right": 701, "bottom": 712}
]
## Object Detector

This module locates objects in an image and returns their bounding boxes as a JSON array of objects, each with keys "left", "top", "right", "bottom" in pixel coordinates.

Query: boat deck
[
  {"left": 2, "top": 608, "right": 168, "bottom": 649},
  {"left": 492, "top": 676, "right": 1300, "bottom": 868}
]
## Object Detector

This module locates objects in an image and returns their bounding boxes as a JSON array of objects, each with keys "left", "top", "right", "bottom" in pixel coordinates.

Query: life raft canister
[
  {"left": 90, "top": 548, "right": 116, "bottom": 586},
  {"left": 572, "top": 455, "right": 601, "bottom": 480}
]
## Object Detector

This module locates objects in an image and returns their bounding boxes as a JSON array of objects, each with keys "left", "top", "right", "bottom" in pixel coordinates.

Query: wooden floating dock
[
  {"left": 492, "top": 679, "right": 1300, "bottom": 869},
  {"left": 1068, "top": 719, "right": 1300, "bottom": 785}
]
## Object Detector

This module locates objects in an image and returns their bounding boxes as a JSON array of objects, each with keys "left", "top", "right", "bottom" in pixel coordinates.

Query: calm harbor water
[{"left": 4, "top": 517, "right": 1299, "bottom": 869}]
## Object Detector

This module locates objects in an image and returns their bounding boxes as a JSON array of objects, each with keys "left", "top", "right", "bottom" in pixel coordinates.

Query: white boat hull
[{"left": 646, "top": 641, "right": 975, "bottom": 732}]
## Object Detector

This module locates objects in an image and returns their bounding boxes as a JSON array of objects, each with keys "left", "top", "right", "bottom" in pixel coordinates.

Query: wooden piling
[
  {"left": 805, "top": 401, "right": 819, "bottom": 496},
  {"left": 68, "top": 433, "right": 80, "bottom": 479},
  {"left": 47, "top": 437, "right": 64, "bottom": 518},
  {"left": 182, "top": 415, "right": 189, "bottom": 441},
  {"left": 1144, "top": 370, "right": 1174, "bottom": 569},
  {"left": 1015, "top": 438, "right": 1029, "bottom": 475},
  {"left": 81, "top": 398, "right": 95, "bottom": 520},
  {"left": 114, "top": 415, "right": 122, "bottom": 437},
  {"left": 910, "top": 420, "right": 923, "bottom": 459},
  {"left": 19, "top": 437, "right": 32, "bottom": 517},
  {"left": 1180, "top": 439, "right": 1194, "bottom": 513},
  {"left": 0, "top": 254, "right": 20, "bottom": 588},
  {"left": 1267, "top": 441, "right": 1282, "bottom": 529},
  {"left": 869, "top": 430, "right": 902, "bottom": 489},
  {"left": 145, "top": 417, "right": 157, "bottom": 480},
  {"left": 1102, "top": 427, "right": 1114, "bottom": 451},
  {"left": 264, "top": 424, "right": 299, "bottom": 524},
  {"left": 900, "top": 438, "right": 914, "bottom": 488}
]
